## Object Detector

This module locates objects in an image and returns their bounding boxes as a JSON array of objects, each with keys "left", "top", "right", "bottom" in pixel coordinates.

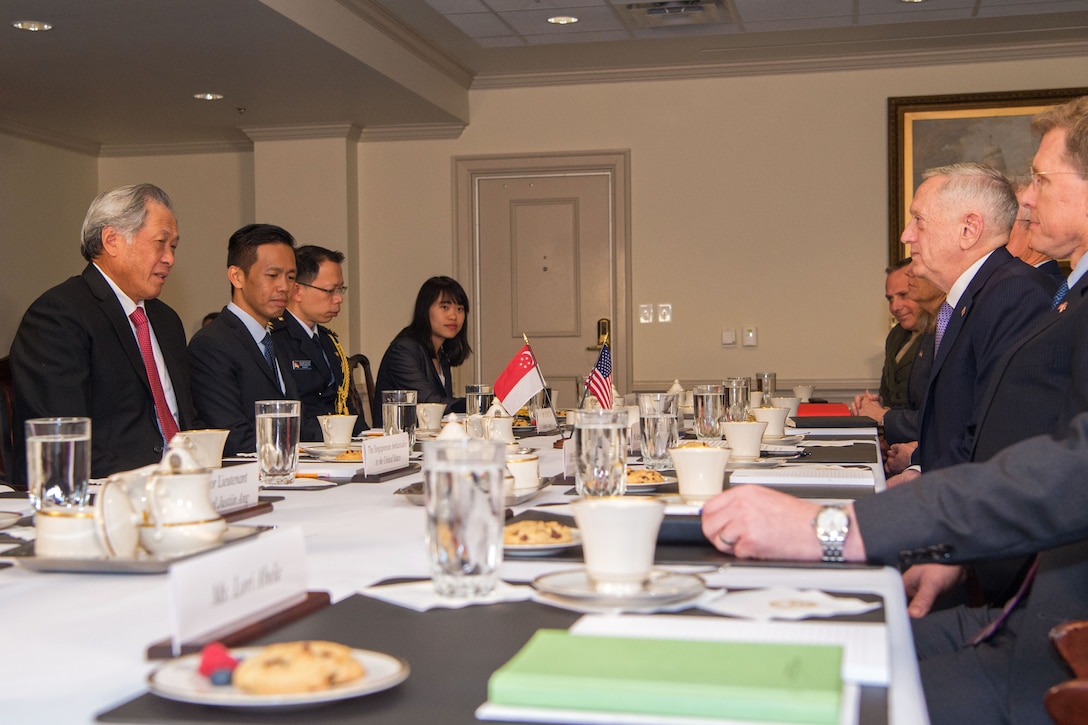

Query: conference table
[{"left": 0, "top": 423, "right": 929, "bottom": 724}]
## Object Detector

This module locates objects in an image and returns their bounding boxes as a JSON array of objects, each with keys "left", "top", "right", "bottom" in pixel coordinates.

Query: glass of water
[
  {"left": 637, "top": 393, "right": 679, "bottom": 471},
  {"left": 692, "top": 384, "right": 726, "bottom": 441},
  {"left": 255, "top": 400, "right": 301, "bottom": 486},
  {"left": 465, "top": 384, "right": 493, "bottom": 416},
  {"left": 382, "top": 389, "right": 418, "bottom": 447},
  {"left": 25, "top": 417, "right": 91, "bottom": 510},
  {"left": 725, "top": 377, "right": 752, "bottom": 421},
  {"left": 572, "top": 408, "right": 629, "bottom": 496},
  {"left": 422, "top": 438, "right": 506, "bottom": 598}
]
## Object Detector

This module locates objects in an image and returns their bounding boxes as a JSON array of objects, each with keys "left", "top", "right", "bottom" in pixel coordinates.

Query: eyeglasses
[
  {"left": 1030, "top": 170, "right": 1087, "bottom": 185},
  {"left": 297, "top": 281, "right": 348, "bottom": 296}
]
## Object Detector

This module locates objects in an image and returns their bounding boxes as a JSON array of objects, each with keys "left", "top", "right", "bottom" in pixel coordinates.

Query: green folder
[{"left": 488, "top": 629, "right": 843, "bottom": 724}]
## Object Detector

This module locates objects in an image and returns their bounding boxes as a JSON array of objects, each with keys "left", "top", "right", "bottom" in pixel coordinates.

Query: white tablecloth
[{"left": 0, "top": 431, "right": 924, "bottom": 723}]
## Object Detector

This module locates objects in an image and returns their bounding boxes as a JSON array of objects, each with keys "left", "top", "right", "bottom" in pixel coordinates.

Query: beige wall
[{"left": 3, "top": 54, "right": 1086, "bottom": 398}]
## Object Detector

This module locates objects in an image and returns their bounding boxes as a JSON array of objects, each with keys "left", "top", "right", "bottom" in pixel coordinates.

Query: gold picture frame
[{"left": 887, "top": 87, "right": 1088, "bottom": 265}]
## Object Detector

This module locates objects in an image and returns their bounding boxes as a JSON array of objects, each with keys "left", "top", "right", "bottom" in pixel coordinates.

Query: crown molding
[
  {"left": 98, "top": 139, "right": 254, "bottom": 158},
  {"left": 359, "top": 123, "right": 465, "bottom": 142},
  {"left": 242, "top": 124, "right": 362, "bottom": 142},
  {"left": 0, "top": 119, "right": 99, "bottom": 156},
  {"left": 470, "top": 37, "right": 1088, "bottom": 89}
]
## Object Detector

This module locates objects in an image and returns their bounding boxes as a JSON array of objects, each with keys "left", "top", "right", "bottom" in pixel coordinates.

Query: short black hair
[
  {"left": 227, "top": 223, "right": 296, "bottom": 273},
  {"left": 885, "top": 257, "right": 912, "bottom": 275},
  {"left": 295, "top": 245, "right": 345, "bottom": 285}
]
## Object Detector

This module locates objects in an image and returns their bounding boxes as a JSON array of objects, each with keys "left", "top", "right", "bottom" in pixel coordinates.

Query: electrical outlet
[
  {"left": 721, "top": 328, "right": 736, "bottom": 346},
  {"left": 639, "top": 304, "right": 654, "bottom": 323},
  {"left": 742, "top": 326, "right": 758, "bottom": 347},
  {"left": 657, "top": 303, "right": 672, "bottom": 323}
]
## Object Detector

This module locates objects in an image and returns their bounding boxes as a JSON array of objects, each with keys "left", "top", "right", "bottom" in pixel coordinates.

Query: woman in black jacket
[{"left": 374, "top": 276, "right": 471, "bottom": 424}]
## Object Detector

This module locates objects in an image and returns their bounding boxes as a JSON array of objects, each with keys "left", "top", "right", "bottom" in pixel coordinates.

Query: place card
[
  {"left": 362, "top": 432, "right": 410, "bottom": 476},
  {"left": 535, "top": 408, "right": 558, "bottom": 433},
  {"left": 209, "top": 462, "right": 260, "bottom": 514},
  {"left": 167, "top": 527, "right": 308, "bottom": 655}
]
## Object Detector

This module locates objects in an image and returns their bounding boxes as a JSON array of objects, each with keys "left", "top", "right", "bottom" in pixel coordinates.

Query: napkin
[
  {"left": 3, "top": 526, "right": 36, "bottom": 542},
  {"left": 699, "top": 587, "right": 880, "bottom": 621},
  {"left": 361, "top": 580, "right": 534, "bottom": 612}
]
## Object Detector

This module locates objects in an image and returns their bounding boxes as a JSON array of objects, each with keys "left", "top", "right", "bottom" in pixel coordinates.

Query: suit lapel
[
  {"left": 930, "top": 250, "right": 1008, "bottom": 376},
  {"left": 223, "top": 309, "right": 281, "bottom": 389},
  {"left": 83, "top": 265, "right": 151, "bottom": 393}
]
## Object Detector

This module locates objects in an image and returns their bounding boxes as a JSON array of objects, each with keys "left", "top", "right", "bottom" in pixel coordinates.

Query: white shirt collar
[
  {"left": 227, "top": 301, "right": 271, "bottom": 346},
  {"left": 286, "top": 309, "right": 318, "bottom": 338},
  {"left": 944, "top": 251, "right": 994, "bottom": 310}
]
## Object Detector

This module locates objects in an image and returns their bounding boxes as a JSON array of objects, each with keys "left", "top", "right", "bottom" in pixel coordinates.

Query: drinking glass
[
  {"left": 571, "top": 408, "right": 629, "bottom": 496},
  {"left": 465, "top": 384, "right": 493, "bottom": 416},
  {"left": 725, "top": 377, "right": 751, "bottom": 422},
  {"left": 25, "top": 417, "right": 91, "bottom": 510},
  {"left": 255, "top": 400, "right": 301, "bottom": 485},
  {"left": 692, "top": 384, "right": 726, "bottom": 441},
  {"left": 757, "top": 372, "right": 777, "bottom": 407},
  {"left": 382, "top": 390, "right": 418, "bottom": 447},
  {"left": 637, "top": 392, "right": 678, "bottom": 471},
  {"left": 422, "top": 439, "right": 506, "bottom": 598}
]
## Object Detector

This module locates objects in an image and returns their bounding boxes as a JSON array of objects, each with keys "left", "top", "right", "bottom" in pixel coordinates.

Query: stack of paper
[{"left": 730, "top": 466, "right": 874, "bottom": 486}]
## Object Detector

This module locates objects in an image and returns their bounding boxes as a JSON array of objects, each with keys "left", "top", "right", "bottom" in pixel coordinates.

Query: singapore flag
[{"left": 494, "top": 345, "right": 545, "bottom": 415}]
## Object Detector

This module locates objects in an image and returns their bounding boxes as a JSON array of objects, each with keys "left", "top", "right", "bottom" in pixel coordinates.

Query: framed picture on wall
[{"left": 887, "top": 87, "right": 1088, "bottom": 265}]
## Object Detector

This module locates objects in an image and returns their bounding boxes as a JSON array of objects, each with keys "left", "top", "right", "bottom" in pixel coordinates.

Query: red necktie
[
  {"left": 968, "top": 556, "right": 1038, "bottom": 645},
  {"left": 130, "top": 307, "right": 179, "bottom": 443}
]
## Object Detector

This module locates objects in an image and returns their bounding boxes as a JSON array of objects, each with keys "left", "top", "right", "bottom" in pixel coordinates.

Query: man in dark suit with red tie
[
  {"left": 270, "top": 245, "right": 368, "bottom": 442},
  {"left": 188, "top": 224, "right": 299, "bottom": 456},
  {"left": 10, "top": 184, "right": 197, "bottom": 480}
]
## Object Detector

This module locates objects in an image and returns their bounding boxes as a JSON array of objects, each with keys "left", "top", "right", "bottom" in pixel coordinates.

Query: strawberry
[{"left": 197, "top": 642, "right": 238, "bottom": 678}]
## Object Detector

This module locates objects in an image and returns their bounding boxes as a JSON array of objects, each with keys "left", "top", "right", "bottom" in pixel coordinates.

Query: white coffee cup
[
  {"left": 792, "top": 385, "right": 815, "bottom": 402},
  {"left": 417, "top": 403, "right": 446, "bottom": 432},
  {"left": 172, "top": 429, "right": 229, "bottom": 469},
  {"left": 505, "top": 453, "right": 540, "bottom": 492},
  {"left": 571, "top": 497, "right": 665, "bottom": 595},
  {"left": 752, "top": 406, "right": 790, "bottom": 438},
  {"left": 770, "top": 396, "right": 801, "bottom": 419},
  {"left": 721, "top": 420, "right": 768, "bottom": 459},
  {"left": 318, "top": 414, "right": 357, "bottom": 446},
  {"left": 669, "top": 446, "right": 731, "bottom": 504}
]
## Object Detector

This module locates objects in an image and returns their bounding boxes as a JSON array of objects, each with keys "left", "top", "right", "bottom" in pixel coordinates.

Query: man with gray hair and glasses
[{"left": 10, "top": 183, "right": 197, "bottom": 480}]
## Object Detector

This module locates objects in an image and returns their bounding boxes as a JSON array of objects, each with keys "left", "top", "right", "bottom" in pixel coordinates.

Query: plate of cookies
[
  {"left": 503, "top": 520, "right": 582, "bottom": 556},
  {"left": 301, "top": 444, "right": 363, "bottom": 462},
  {"left": 147, "top": 640, "right": 409, "bottom": 709},
  {"left": 625, "top": 468, "right": 677, "bottom": 492}
]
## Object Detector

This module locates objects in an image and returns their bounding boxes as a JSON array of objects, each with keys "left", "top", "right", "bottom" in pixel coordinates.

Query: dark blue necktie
[
  {"left": 1052, "top": 281, "right": 1069, "bottom": 309},
  {"left": 260, "top": 331, "right": 277, "bottom": 374}
]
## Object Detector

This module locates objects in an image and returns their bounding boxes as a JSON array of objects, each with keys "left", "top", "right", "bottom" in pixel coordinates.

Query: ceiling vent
[{"left": 614, "top": 1, "right": 728, "bottom": 29}]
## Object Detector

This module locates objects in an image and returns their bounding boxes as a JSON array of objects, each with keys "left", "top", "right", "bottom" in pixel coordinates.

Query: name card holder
[
  {"left": 155, "top": 527, "right": 317, "bottom": 658},
  {"left": 359, "top": 432, "right": 412, "bottom": 478},
  {"left": 209, "top": 462, "right": 261, "bottom": 516}
]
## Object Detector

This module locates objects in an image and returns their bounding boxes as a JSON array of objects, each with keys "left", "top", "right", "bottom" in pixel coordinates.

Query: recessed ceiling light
[
  {"left": 547, "top": 16, "right": 579, "bottom": 25},
  {"left": 12, "top": 20, "right": 53, "bottom": 31},
  {"left": 193, "top": 93, "right": 224, "bottom": 101}
]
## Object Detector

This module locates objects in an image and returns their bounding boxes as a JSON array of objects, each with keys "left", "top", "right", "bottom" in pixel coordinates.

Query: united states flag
[{"left": 586, "top": 343, "right": 613, "bottom": 409}]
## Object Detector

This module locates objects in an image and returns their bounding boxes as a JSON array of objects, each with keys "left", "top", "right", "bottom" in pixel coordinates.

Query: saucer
[
  {"left": 532, "top": 569, "right": 705, "bottom": 607},
  {"left": 762, "top": 434, "right": 804, "bottom": 446},
  {"left": 726, "top": 458, "right": 783, "bottom": 470}
]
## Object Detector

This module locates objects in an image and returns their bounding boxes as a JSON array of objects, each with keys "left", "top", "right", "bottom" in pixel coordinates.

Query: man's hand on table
[
  {"left": 851, "top": 396, "right": 889, "bottom": 423},
  {"left": 902, "top": 563, "right": 966, "bottom": 618},
  {"left": 885, "top": 441, "right": 918, "bottom": 475},
  {"left": 701, "top": 485, "right": 867, "bottom": 562},
  {"left": 886, "top": 467, "right": 921, "bottom": 488},
  {"left": 850, "top": 390, "right": 882, "bottom": 415}
]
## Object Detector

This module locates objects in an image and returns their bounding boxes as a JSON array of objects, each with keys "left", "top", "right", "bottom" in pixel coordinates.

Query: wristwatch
[{"left": 814, "top": 505, "right": 850, "bottom": 562}]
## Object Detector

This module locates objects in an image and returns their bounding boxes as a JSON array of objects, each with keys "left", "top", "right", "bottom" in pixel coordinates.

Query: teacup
[
  {"left": 669, "top": 446, "right": 730, "bottom": 504},
  {"left": 571, "top": 497, "right": 665, "bottom": 595},
  {"left": 35, "top": 477, "right": 138, "bottom": 559},
  {"left": 172, "top": 429, "right": 229, "bottom": 469},
  {"left": 141, "top": 471, "right": 226, "bottom": 558},
  {"left": 487, "top": 417, "right": 516, "bottom": 444},
  {"left": 505, "top": 453, "right": 540, "bottom": 492},
  {"left": 792, "top": 385, "right": 815, "bottom": 402},
  {"left": 752, "top": 406, "right": 790, "bottom": 438},
  {"left": 465, "top": 415, "right": 487, "bottom": 440},
  {"left": 721, "top": 420, "right": 768, "bottom": 459},
  {"left": 318, "top": 414, "right": 357, "bottom": 446},
  {"left": 770, "top": 396, "right": 801, "bottom": 419},
  {"left": 417, "top": 403, "right": 446, "bottom": 432}
]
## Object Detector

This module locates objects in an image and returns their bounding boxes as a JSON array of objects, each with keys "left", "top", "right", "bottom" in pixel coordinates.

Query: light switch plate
[
  {"left": 742, "top": 326, "right": 758, "bottom": 347},
  {"left": 639, "top": 304, "right": 654, "bottom": 323},
  {"left": 657, "top": 304, "right": 672, "bottom": 323},
  {"left": 721, "top": 328, "right": 736, "bottom": 346}
]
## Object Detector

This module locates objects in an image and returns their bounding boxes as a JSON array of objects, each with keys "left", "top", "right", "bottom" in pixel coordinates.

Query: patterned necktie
[
  {"left": 260, "top": 331, "right": 278, "bottom": 375},
  {"left": 1052, "top": 281, "right": 1069, "bottom": 309},
  {"left": 968, "top": 556, "right": 1039, "bottom": 645},
  {"left": 934, "top": 301, "right": 954, "bottom": 351},
  {"left": 130, "top": 307, "right": 179, "bottom": 442}
]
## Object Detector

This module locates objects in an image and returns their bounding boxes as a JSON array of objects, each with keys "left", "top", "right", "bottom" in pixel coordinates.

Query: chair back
[
  {"left": 1046, "top": 620, "right": 1088, "bottom": 724},
  {"left": 0, "top": 356, "right": 14, "bottom": 481},
  {"left": 347, "top": 354, "right": 380, "bottom": 427}
]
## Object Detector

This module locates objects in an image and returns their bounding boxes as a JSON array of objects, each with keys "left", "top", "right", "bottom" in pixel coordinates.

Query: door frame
[{"left": 453, "top": 151, "right": 631, "bottom": 396}]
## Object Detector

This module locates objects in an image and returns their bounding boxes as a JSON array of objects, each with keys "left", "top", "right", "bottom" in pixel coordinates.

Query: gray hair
[
  {"left": 922, "top": 163, "right": 1018, "bottom": 238},
  {"left": 80, "top": 183, "right": 173, "bottom": 261}
]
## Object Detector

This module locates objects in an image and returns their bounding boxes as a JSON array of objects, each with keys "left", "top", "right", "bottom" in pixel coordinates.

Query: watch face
[{"left": 817, "top": 506, "right": 848, "bottom": 532}]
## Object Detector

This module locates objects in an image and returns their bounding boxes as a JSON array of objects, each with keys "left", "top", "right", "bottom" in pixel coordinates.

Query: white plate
[
  {"left": 532, "top": 569, "right": 705, "bottom": 607},
  {"left": 624, "top": 474, "right": 677, "bottom": 492},
  {"left": 147, "top": 646, "right": 409, "bottom": 709},
  {"left": 505, "top": 529, "right": 582, "bottom": 556},
  {"left": 762, "top": 434, "right": 804, "bottom": 445},
  {"left": 726, "top": 458, "right": 783, "bottom": 470},
  {"left": 301, "top": 444, "right": 362, "bottom": 462},
  {"left": 0, "top": 511, "right": 23, "bottom": 530}
]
